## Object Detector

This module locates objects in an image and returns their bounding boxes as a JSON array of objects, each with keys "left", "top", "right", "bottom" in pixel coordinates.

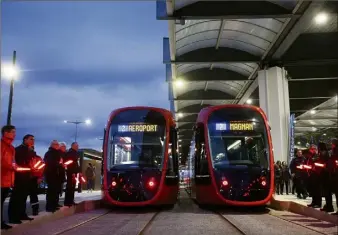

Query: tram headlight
[
  {"left": 221, "top": 177, "right": 229, "bottom": 187},
  {"left": 112, "top": 181, "right": 117, "bottom": 187},
  {"left": 260, "top": 177, "right": 267, "bottom": 187},
  {"left": 147, "top": 177, "right": 156, "bottom": 189}
]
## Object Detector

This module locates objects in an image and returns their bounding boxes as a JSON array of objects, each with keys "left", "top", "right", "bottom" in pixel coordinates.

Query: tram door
[{"left": 194, "top": 123, "right": 210, "bottom": 185}]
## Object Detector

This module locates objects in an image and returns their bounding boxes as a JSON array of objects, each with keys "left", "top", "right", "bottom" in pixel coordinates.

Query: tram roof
[{"left": 158, "top": 0, "right": 338, "bottom": 162}]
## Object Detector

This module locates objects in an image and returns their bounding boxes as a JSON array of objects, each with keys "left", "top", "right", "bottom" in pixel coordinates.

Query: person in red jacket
[{"left": 1, "top": 125, "right": 17, "bottom": 230}]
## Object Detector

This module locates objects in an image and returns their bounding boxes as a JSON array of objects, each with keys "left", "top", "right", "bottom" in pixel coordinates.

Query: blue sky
[{"left": 1, "top": 1, "right": 169, "bottom": 156}]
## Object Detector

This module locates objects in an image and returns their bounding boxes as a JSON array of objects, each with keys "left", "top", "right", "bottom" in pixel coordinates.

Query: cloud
[
  {"left": 1, "top": 78, "right": 169, "bottom": 156},
  {"left": 1, "top": 1, "right": 170, "bottom": 157},
  {"left": 1, "top": 1, "right": 168, "bottom": 72}
]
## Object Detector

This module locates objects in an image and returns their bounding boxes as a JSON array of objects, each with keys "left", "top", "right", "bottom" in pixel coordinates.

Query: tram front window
[
  {"left": 207, "top": 108, "right": 270, "bottom": 169},
  {"left": 209, "top": 135, "right": 268, "bottom": 169},
  {"left": 107, "top": 109, "right": 166, "bottom": 170}
]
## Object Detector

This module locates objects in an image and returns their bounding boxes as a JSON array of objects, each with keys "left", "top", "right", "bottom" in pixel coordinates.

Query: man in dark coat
[
  {"left": 290, "top": 149, "right": 307, "bottom": 199},
  {"left": 57, "top": 142, "right": 67, "bottom": 207},
  {"left": 29, "top": 145, "right": 41, "bottom": 216},
  {"left": 64, "top": 142, "right": 80, "bottom": 206},
  {"left": 44, "top": 140, "right": 61, "bottom": 212},
  {"left": 8, "top": 134, "right": 35, "bottom": 223}
]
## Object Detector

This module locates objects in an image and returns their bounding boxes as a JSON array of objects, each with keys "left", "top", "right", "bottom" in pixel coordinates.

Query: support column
[{"left": 258, "top": 67, "right": 290, "bottom": 163}]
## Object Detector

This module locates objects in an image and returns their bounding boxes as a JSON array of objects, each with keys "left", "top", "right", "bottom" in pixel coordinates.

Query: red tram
[
  {"left": 187, "top": 105, "right": 274, "bottom": 206},
  {"left": 102, "top": 106, "right": 179, "bottom": 206}
]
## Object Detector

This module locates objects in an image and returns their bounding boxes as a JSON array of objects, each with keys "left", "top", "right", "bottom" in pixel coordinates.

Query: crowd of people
[
  {"left": 1, "top": 125, "right": 83, "bottom": 230},
  {"left": 274, "top": 139, "right": 338, "bottom": 215}
]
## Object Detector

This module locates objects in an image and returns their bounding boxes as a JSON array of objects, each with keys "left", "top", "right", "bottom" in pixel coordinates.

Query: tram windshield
[
  {"left": 107, "top": 109, "right": 166, "bottom": 170},
  {"left": 207, "top": 108, "right": 270, "bottom": 169}
]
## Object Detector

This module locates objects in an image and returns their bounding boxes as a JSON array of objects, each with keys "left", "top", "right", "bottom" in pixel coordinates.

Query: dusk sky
[{"left": 1, "top": 1, "right": 169, "bottom": 156}]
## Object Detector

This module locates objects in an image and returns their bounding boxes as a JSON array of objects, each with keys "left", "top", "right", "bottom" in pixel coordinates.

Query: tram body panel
[
  {"left": 189, "top": 105, "right": 274, "bottom": 206},
  {"left": 102, "top": 106, "right": 179, "bottom": 206}
]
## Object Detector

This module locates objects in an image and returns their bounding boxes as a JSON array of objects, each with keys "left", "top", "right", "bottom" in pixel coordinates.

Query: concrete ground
[
  {"left": 2, "top": 191, "right": 102, "bottom": 223},
  {"left": 4, "top": 190, "right": 335, "bottom": 235}
]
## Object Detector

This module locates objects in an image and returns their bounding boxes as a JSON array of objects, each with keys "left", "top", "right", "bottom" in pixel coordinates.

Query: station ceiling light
[
  {"left": 246, "top": 99, "right": 252, "bottom": 104},
  {"left": 310, "top": 110, "right": 316, "bottom": 115},
  {"left": 314, "top": 12, "right": 328, "bottom": 25},
  {"left": 174, "top": 79, "right": 185, "bottom": 88},
  {"left": 177, "top": 113, "right": 184, "bottom": 118}
]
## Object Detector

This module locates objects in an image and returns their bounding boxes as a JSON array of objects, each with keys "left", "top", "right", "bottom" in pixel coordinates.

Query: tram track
[
  {"left": 215, "top": 212, "right": 247, "bottom": 235},
  {"left": 11, "top": 188, "right": 330, "bottom": 235},
  {"left": 49, "top": 209, "right": 162, "bottom": 235},
  {"left": 213, "top": 209, "right": 332, "bottom": 235},
  {"left": 52, "top": 210, "right": 113, "bottom": 235},
  {"left": 137, "top": 211, "right": 161, "bottom": 235}
]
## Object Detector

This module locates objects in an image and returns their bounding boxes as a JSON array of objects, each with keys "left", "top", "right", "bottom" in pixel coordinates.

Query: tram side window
[
  {"left": 168, "top": 127, "right": 178, "bottom": 175},
  {"left": 107, "top": 134, "right": 114, "bottom": 169},
  {"left": 195, "top": 124, "right": 209, "bottom": 175}
]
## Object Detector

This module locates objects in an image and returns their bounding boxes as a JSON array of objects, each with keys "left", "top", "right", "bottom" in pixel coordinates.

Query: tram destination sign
[
  {"left": 118, "top": 124, "right": 158, "bottom": 132},
  {"left": 215, "top": 121, "right": 254, "bottom": 131}
]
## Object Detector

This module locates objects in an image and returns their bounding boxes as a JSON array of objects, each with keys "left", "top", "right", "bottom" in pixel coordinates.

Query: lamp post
[
  {"left": 64, "top": 119, "right": 91, "bottom": 142},
  {"left": 2, "top": 51, "right": 19, "bottom": 125}
]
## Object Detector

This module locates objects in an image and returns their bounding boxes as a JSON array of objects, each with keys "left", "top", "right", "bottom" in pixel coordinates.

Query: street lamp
[
  {"left": 64, "top": 119, "right": 91, "bottom": 142},
  {"left": 2, "top": 51, "right": 19, "bottom": 125}
]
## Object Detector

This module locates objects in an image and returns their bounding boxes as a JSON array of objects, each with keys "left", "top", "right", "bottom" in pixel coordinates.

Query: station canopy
[{"left": 158, "top": 0, "right": 338, "bottom": 162}]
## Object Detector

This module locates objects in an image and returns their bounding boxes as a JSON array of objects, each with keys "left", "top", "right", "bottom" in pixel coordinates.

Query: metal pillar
[{"left": 6, "top": 51, "right": 17, "bottom": 125}]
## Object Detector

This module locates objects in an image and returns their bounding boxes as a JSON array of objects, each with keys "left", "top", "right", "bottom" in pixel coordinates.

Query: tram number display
[
  {"left": 215, "top": 122, "right": 254, "bottom": 131},
  {"left": 118, "top": 124, "right": 158, "bottom": 132}
]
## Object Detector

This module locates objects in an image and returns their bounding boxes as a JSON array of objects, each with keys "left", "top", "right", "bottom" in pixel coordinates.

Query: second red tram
[
  {"left": 187, "top": 105, "right": 274, "bottom": 206},
  {"left": 102, "top": 106, "right": 179, "bottom": 206}
]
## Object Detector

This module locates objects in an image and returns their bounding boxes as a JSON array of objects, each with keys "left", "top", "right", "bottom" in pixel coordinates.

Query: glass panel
[
  {"left": 206, "top": 82, "right": 240, "bottom": 97},
  {"left": 176, "top": 100, "right": 201, "bottom": 110},
  {"left": 218, "top": 81, "right": 248, "bottom": 92},
  {"left": 176, "top": 20, "right": 221, "bottom": 41},
  {"left": 177, "top": 39, "right": 217, "bottom": 56},
  {"left": 107, "top": 109, "right": 166, "bottom": 170},
  {"left": 213, "top": 63, "right": 255, "bottom": 76},
  {"left": 235, "top": 19, "right": 284, "bottom": 33},
  {"left": 175, "top": 81, "right": 206, "bottom": 98},
  {"left": 177, "top": 64, "right": 209, "bottom": 75},
  {"left": 223, "top": 21, "right": 276, "bottom": 42},
  {"left": 176, "top": 30, "right": 219, "bottom": 51},
  {"left": 203, "top": 100, "right": 234, "bottom": 106},
  {"left": 207, "top": 108, "right": 270, "bottom": 169},
  {"left": 220, "top": 30, "right": 271, "bottom": 49},
  {"left": 176, "top": 20, "right": 215, "bottom": 32}
]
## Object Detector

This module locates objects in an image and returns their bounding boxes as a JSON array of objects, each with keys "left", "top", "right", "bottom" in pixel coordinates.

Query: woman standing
[
  {"left": 274, "top": 161, "right": 283, "bottom": 195},
  {"left": 281, "top": 161, "right": 291, "bottom": 195}
]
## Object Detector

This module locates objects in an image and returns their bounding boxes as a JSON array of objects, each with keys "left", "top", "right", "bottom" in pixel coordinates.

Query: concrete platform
[
  {"left": 270, "top": 194, "right": 338, "bottom": 225},
  {"left": 2, "top": 191, "right": 102, "bottom": 226},
  {"left": 274, "top": 194, "right": 337, "bottom": 211}
]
